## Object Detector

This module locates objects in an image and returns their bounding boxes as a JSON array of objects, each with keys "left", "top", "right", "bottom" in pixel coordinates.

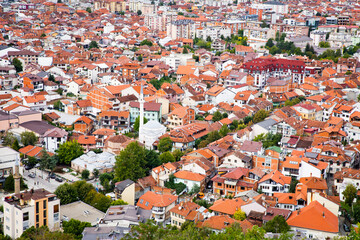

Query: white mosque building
[{"left": 138, "top": 84, "right": 166, "bottom": 149}]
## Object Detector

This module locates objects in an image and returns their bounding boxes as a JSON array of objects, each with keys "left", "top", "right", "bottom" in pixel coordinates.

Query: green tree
[
  {"left": 182, "top": 47, "right": 188, "bottom": 54},
  {"left": 3, "top": 132, "right": 16, "bottom": 147},
  {"left": 48, "top": 74, "right": 55, "bottom": 82},
  {"left": 40, "top": 33, "right": 46, "bottom": 38},
  {"left": 84, "top": 189, "right": 112, "bottom": 212},
  {"left": 140, "top": 39, "right": 153, "bottom": 47},
  {"left": 137, "top": 55, "right": 143, "bottom": 62},
  {"left": 189, "top": 184, "right": 200, "bottom": 195},
  {"left": 137, "top": 10, "right": 142, "bottom": 15},
  {"left": 212, "top": 111, "right": 223, "bottom": 122},
  {"left": 93, "top": 169, "right": 99, "bottom": 179},
  {"left": 11, "top": 139, "right": 20, "bottom": 151},
  {"left": 62, "top": 219, "right": 91, "bottom": 240},
  {"left": 12, "top": 58, "right": 22, "bottom": 72},
  {"left": 319, "top": 41, "right": 330, "bottom": 48},
  {"left": 89, "top": 41, "right": 99, "bottom": 49},
  {"left": 18, "top": 226, "right": 75, "bottom": 240},
  {"left": 72, "top": 181, "right": 95, "bottom": 202},
  {"left": 133, "top": 116, "right": 148, "bottom": 132},
  {"left": 206, "top": 36, "right": 212, "bottom": 42},
  {"left": 81, "top": 169, "right": 90, "bottom": 180},
  {"left": 158, "top": 137, "right": 173, "bottom": 153},
  {"left": 172, "top": 149, "right": 183, "bottom": 161},
  {"left": 288, "top": 178, "right": 299, "bottom": 193},
  {"left": 111, "top": 199, "right": 128, "bottom": 205},
  {"left": 253, "top": 109, "right": 269, "bottom": 123},
  {"left": 144, "top": 149, "right": 161, "bottom": 170},
  {"left": 20, "top": 131, "right": 38, "bottom": 146},
  {"left": 3, "top": 174, "right": 14, "bottom": 192},
  {"left": 53, "top": 100, "right": 62, "bottom": 110},
  {"left": 233, "top": 209, "right": 246, "bottom": 221},
  {"left": 343, "top": 184, "right": 357, "bottom": 206},
  {"left": 263, "top": 215, "right": 290, "bottom": 233},
  {"left": 39, "top": 148, "right": 50, "bottom": 171},
  {"left": 115, "top": 142, "right": 147, "bottom": 181},
  {"left": 86, "top": 7, "right": 92, "bottom": 13},
  {"left": 57, "top": 140, "right": 84, "bottom": 165},
  {"left": 219, "top": 124, "right": 229, "bottom": 137},
  {"left": 159, "top": 151, "right": 175, "bottom": 163},
  {"left": 54, "top": 183, "right": 78, "bottom": 204}
]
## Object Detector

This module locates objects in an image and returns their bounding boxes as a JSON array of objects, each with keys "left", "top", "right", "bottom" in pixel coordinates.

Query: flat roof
[{"left": 61, "top": 201, "right": 105, "bottom": 225}]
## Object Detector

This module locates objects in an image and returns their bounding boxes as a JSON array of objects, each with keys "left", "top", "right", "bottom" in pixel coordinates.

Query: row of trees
[
  {"left": 123, "top": 217, "right": 294, "bottom": 240},
  {"left": 3, "top": 132, "right": 38, "bottom": 151}
]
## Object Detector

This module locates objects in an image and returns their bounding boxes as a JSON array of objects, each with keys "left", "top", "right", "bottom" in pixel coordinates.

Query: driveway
[{"left": 23, "top": 168, "right": 63, "bottom": 193}]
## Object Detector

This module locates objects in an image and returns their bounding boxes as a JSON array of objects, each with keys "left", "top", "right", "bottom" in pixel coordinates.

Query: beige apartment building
[
  {"left": 94, "top": 0, "right": 126, "bottom": 13},
  {"left": 3, "top": 189, "right": 60, "bottom": 239}
]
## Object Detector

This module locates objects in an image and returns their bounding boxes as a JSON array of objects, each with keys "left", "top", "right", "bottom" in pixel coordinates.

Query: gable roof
[{"left": 286, "top": 201, "right": 338, "bottom": 233}]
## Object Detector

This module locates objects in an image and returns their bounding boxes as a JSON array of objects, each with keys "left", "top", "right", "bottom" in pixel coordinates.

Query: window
[
  {"left": 43, "top": 219, "right": 46, "bottom": 226},
  {"left": 36, "top": 215, "right": 39, "bottom": 222},
  {"left": 140, "top": 199, "right": 144, "bottom": 204},
  {"left": 43, "top": 210, "right": 47, "bottom": 218},
  {"left": 145, "top": 201, "right": 149, "bottom": 207},
  {"left": 36, "top": 202, "right": 39, "bottom": 214},
  {"left": 43, "top": 200, "right": 47, "bottom": 209},
  {"left": 23, "top": 212, "right": 29, "bottom": 221}
]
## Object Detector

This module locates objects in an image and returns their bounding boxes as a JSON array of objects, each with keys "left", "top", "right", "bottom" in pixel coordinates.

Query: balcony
[
  {"left": 152, "top": 207, "right": 165, "bottom": 215},
  {"left": 154, "top": 215, "right": 165, "bottom": 222}
]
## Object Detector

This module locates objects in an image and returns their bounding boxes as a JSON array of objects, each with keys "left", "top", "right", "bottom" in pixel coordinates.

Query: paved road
[{"left": 23, "top": 168, "right": 63, "bottom": 193}]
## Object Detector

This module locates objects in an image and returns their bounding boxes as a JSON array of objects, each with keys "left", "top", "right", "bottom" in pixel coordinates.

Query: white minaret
[
  {"left": 139, "top": 83, "right": 144, "bottom": 141},
  {"left": 14, "top": 156, "right": 21, "bottom": 195}
]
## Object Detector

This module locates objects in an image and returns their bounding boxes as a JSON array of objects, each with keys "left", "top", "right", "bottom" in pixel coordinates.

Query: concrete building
[
  {"left": 114, "top": 179, "right": 136, "bottom": 205},
  {"left": 0, "top": 147, "right": 22, "bottom": 187},
  {"left": 167, "top": 20, "right": 196, "bottom": 40},
  {"left": 61, "top": 201, "right": 105, "bottom": 226},
  {"left": 3, "top": 189, "right": 60, "bottom": 239}
]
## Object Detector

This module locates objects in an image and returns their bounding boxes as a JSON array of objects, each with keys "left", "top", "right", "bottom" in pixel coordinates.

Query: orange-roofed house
[
  {"left": 170, "top": 201, "right": 208, "bottom": 228},
  {"left": 167, "top": 106, "right": 195, "bottom": 129},
  {"left": 209, "top": 198, "right": 245, "bottom": 216},
  {"left": 137, "top": 191, "right": 178, "bottom": 225},
  {"left": 211, "top": 167, "right": 254, "bottom": 196},
  {"left": 197, "top": 215, "right": 253, "bottom": 233},
  {"left": 77, "top": 135, "right": 96, "bottom": 151},
  {"left": 98, "top": 110, "right": 130, "bottom": 130},
  {"left": 286, "top": 201, "right": 339, "bottom": 239},
  {"left": 258, "top": 170, "right": 291, "bottom": 196},
  {"left": 151, "top": 162, "right": 179, "bottom": 187},
  {"left": 174, "top": 170, "right": 206, "bottom": 191},
  {"left": 74, "top": 116, "right": 93, "bottom": 134},
  {"left": 205, "top": 85, "right": 236, "bottom": 105}
]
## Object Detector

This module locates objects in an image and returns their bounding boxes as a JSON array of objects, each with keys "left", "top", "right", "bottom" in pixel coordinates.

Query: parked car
[
  {"left": 55, "top": 177, "right": 63, "bottom": 182},
  {"left": 28, "top": 173, "right": 36, "bottom": 178},
  {"left": 25, "top": 165, "right": 34, "bottom": 170},
  {"left": 50, "top": 173, "right": 56, "bottom": 179},
  {"left": 344, "top": 224, "right": 350, "bottom": 232}
]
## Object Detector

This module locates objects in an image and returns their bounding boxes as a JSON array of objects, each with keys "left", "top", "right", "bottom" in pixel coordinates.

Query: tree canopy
[
  {"left": 62, "top": 219, "right": 91, "bottom": 240},
  {"left": 115, "top": 142, "right": 147, "bottom": 182},
  {"left": 343, "top": 184, "right": 357, "bottom": 206},
  {"left": 133, "top": 116, "right": 148, "bottom": 132},
  {"left": 159, "top": 151, "right": 175, "bottom": 163},
  {"left": 57, "top": 140, "right": 84, "bottom": 165},
  {"left": 263, "top": 215, "right": 290, "bottom": 233},
  {"left": 158, "top": 137, "right": 173, "bottom": 153},
  {"left": 12, "top": 58, "right": 23, "bottom": 72},
  {"left": 18, "top": 226, "right": 75, "bottom": 240},
  {"left": 20, "top": 131, "right": 38, "bottom": 146}
]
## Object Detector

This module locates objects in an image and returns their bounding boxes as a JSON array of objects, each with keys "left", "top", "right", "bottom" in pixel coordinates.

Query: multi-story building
[
  {"left": 167, "top": 20, "right": 196, "bottom": 40},
  {"left": 98, "top": 110, "right": 130, "bottom": 130},
  {"left": 144, "top": 13, "right": 177, "bottom": 31},
  {"left": 136, "top": 191, "right": 178, "bottom": 225},
  {"left": 8, "top": 50, "right": 39, "bottom": 65},
  {"left": 0, "top": 147, "right": 22, "bottom": 187},
  {"left": 211, "top": 167, "right": 255, "bottom": 196},
  {"left": 258, "top": 170, "right": 291, "bottom": 196},
  {"left": 3, "top": 189, "right": 60, "bottom": 239},
  {"left": 242, "top": 58, "right": 306, "bottom": 88},
  {"left": 93, "top": 0, "right": 126, "bottom": 13},
  {"left": 129, "top": 102, "right": 162, "bottom": 123},
  {"left": 195, "top": 26, "right": 231, "bottom": 41},
  {"left": 167, "top": 106, "right": 195, "bottom": 129}
]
